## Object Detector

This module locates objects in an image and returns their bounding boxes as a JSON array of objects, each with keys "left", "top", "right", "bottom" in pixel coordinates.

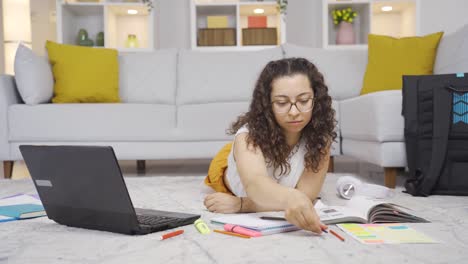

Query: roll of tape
[{"left": 336, "top": 175, "right": 394, "bottom": 200}]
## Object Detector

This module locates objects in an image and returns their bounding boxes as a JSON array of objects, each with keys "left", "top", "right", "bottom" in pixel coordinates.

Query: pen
[
  {"left": 329, "top": 229, "right": 345, "bottom": 242},
  {"left": 260, "top": 216, "right": 287, "bottom": 221},
  {"left": 158, "top": 229, "right": 184, "bottom": 240},
  {"left": 214, "top": 229, "right": 251, "bottom": 239}
]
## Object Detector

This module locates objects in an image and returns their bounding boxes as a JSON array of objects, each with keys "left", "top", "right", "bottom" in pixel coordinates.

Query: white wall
[
  {"left": 30, "top": 0, "right": 56, "bottom": 56},
  {"left": 286, "top": 0, "right": 322, "bottom": 47},
  {"left": 157, "top": 0, "right": 191, "bottom": 49},
  {"left": 419, "top": 0, "right": 468, "bottom": 35},
  {"left": 0, "top": 1, "right": 4, "bottom": 74}
]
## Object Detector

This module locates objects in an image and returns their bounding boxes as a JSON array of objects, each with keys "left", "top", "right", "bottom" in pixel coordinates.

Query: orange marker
[
  {"left": 159, "top": 229, "right": 184, "bottom": 240},
  {"left": 329, "top": 229, "right": 345, "bottom": 242},
  {"left": 214, "top": 229, "right": 251, "bottom": 239}
]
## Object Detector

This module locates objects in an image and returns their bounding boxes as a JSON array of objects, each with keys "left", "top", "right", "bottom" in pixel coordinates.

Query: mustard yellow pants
[{"left": 204, "top": 143, "right": 233, "bottom": 195}]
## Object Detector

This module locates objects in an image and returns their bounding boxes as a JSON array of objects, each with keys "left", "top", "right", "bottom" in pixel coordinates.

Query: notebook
[
  {"left": 211, "top": 211, "right": 298, "bottom": 236},
  {"left": 337, "top": 223, "right": 437, "bottom": 244},
  {"left": 0, "top": 194, "right": 45, "bottom": 223},
  {"left": 0, "top": 204, "right": 46, "bottom": 220}
]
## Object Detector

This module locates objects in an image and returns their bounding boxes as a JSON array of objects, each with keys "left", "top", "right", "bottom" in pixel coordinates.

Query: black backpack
[{"left": 403, "top": 73, "right": 468, "bottom": 196}]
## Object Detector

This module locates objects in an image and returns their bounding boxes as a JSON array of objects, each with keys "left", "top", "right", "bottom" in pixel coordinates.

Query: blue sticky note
[
  {"left": 388, "top": 225, "right": 409, "bottom": 230},
  {"left": 456, "top": 73, "right": 465, "bottom": 78}
]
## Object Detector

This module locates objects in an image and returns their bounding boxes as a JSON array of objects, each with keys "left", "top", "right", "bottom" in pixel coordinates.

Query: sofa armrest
[
  {"left": 340, "top": 90, "right": 404, "bottom": 142},
  {"left": 0, "top": 75, "right": 22, "bottom": 160}
]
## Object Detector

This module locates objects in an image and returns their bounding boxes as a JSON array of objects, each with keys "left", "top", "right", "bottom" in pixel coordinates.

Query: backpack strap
[{"left": 417, "top": 86, "right": 453, "bottom": 196}]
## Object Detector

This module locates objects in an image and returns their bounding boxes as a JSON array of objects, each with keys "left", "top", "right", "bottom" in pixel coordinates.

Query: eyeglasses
[{"left": 271, "top": 98, "right": 315, "bottom": 114}]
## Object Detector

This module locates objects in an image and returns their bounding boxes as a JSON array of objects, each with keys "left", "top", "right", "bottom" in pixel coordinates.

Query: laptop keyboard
[{"left": 137, "top": 215, "right": 185, "bottom": 226}]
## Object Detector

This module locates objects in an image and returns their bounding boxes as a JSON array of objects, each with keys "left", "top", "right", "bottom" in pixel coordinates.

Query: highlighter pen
[
  {"left": 158, "top": 229, "right": 184, "bottom": 241},
  {"left": 214, "top": 229, "right": 251, "bottom": 239},
  {"left": 224, "top": 224, "right": 262, "bottom": 237}
]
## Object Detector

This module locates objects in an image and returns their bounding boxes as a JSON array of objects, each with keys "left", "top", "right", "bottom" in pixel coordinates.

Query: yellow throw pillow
[
  {"left": 360, "top": 32, "right": 444, "bottom": 95},
  {"left": 46, "top": 41, "right": 120, "bottom": 103}
]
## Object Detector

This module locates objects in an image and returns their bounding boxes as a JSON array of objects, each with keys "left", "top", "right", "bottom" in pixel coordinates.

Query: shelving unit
[
  {"left": 191, "top": 0, "right": 286, "bottom": 50},
  {"left": 56, "top": 0, "right": 155, "bottom": 51},
  {"left": 322, "top": 0, "right": 418, "bottom": 49}
]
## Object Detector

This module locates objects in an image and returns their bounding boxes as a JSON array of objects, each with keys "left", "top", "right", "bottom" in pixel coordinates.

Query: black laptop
[{"left": 19, "top": 145, "right": 200, "bottom": 235}]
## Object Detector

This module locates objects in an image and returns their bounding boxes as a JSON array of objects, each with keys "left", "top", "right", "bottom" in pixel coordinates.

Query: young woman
[{"left": 203, "top": 58, "right": 337, "bottom": 234}]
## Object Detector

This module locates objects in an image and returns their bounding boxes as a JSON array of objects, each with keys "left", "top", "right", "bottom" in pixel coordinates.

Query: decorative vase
[
  {"left": 96, "top": 32, "right": 104, "bottom": 46},
  {"left": 76, "top": 29, "right": 88, "bottom": 45},
  {"left": 336, "top": 22, "right": 355, "bottom": 45},
  {"left": 125, "top": 34, "right": 139, "bottom": 48}
]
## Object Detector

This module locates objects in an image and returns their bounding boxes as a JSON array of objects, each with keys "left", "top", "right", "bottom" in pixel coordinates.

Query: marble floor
[{"left": 2, "top": 155, "right": 407, "bottom": 187}]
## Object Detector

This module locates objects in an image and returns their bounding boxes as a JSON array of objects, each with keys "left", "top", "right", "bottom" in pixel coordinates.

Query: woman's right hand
[{"left": 284, "top": 190, "right": 327, "bottom": 234}]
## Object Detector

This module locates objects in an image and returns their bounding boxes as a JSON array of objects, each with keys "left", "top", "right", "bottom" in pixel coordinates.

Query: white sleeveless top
[{"left": 225, "top": 126, "right": 306, "bottom": 197}]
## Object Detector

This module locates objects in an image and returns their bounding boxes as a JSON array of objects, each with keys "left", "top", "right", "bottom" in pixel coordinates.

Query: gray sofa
[{"left": 1, "top": 24, "right": 467, "bottom": 186}]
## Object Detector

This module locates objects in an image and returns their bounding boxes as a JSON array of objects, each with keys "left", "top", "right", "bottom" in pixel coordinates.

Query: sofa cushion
[
  {"left": 340, "top": 90, "right": 404, "bottom": 142},
  {"left": 176, "top": 102, "right": 249, "bottom": 141},
  {"left": 119, "top": 49, "right": 177, "bottom": 104},
  {"left": 282, "top": 43, "right": 367, "bottom": 100},
  {"left": 45, "top": 41, "right": 120, "bottom": 103},
  {"left": 176, "top": 100, "right": 341, "bottom": 155},
  {"left": 177, "top": 47, "right": 283, "bottom": 105},
  {"left": 434, "top": 24, "right": 468, "bottom": 74},
  {"left": 14, "top": 43, "right": 54, "bottom": 105},
  {"left": 361, "top": 32, "right": 443, "bottom": 95},
  {"left": 8, "top": 104, "right": 175, "bottom": 142}
]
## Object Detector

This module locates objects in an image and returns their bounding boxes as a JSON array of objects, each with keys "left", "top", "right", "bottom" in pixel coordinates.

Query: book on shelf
[
  {"left": 0, "top": 194, "right": 46, "bottom": 223},
  {"left": 211, "top": 197, "right": 428, "bottom": 236}
]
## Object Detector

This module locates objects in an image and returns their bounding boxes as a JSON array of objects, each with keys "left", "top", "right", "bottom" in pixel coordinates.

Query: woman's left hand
[{"left": 204, "top": 192, "right": 241, "bottom": 213}]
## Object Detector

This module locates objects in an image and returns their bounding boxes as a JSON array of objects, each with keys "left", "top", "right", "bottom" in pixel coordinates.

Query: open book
[
  {"left": 317, "top": 196, "right": 428, "bottom": 224},
  {"left": 211, "top": 197, "right": 428, "bottom": 235}
]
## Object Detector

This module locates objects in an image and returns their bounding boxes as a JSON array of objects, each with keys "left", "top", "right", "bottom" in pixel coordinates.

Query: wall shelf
[
  {"left": 322, "top": 0, "right": 419, "bottom": 49},
  {"left": 191, "top": 0, "right": 285, "bottom": 50},
  {"left": 57, "top": 0, "right": 155, "bottom": 51}
]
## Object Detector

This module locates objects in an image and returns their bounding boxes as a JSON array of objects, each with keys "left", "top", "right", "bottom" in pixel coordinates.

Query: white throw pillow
[{"left": 14, "top": 43, "right": 54, "bottom": 105}]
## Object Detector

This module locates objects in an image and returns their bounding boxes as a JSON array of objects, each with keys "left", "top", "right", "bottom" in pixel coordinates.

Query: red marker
[{"left": 158, "top": 230, "right": 184, "bottom": 241}]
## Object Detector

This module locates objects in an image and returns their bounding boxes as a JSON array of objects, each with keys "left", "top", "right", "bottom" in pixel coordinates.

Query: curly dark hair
[{"left": 228, "top": 57, "right": 337, "bottom": 175}]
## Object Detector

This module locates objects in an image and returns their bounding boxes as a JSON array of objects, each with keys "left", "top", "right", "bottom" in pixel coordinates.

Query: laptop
[{"left": 19, "top": 145, "right": 200, "bottom": 235}]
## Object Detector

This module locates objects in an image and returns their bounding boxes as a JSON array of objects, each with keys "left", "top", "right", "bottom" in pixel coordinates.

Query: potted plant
[{"left": 332, "top": 7, "right": 357, "bottom": 45}]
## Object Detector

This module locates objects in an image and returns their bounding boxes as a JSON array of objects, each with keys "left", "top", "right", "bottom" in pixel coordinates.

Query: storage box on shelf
[
  {"left": 322, "top": 0, "right": 418, "bottom": 49},
  {"left": 57, "top": 0, "right": 155, "bottom": 51}
]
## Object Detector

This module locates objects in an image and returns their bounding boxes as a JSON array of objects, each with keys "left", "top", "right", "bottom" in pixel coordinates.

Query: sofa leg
[
  {"left": 137, "top": 160, "right": 146, "bottom": 175},
  {"left": 327, "top": 156, "right": 334, "bottom": 173},
  {"left": 384, "top": 167, "right": 397, "bottom": 189},
  {"left": 3, "top": 161, "right": 13, "bottom": 179}
]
